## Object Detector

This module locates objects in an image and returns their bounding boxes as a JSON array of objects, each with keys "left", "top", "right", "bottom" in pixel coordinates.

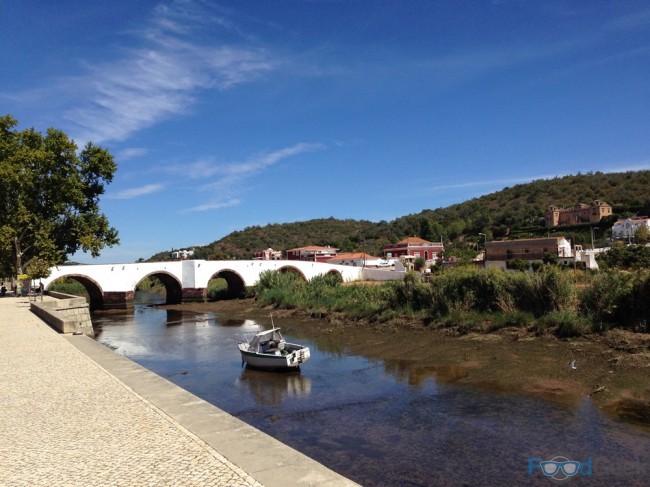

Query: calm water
[{"left": 93, "top": 296, "right": 650, "bottom": 486}]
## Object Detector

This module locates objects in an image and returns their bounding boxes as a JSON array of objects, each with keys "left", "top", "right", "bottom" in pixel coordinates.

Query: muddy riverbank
[{"left": 159, "top": 298, "right": 650, "bottom": 427}]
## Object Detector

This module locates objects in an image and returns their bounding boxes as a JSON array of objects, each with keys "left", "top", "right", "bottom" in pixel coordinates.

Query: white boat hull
[{"left": 238, "top": 343, "right": 310, "bottom": 370}]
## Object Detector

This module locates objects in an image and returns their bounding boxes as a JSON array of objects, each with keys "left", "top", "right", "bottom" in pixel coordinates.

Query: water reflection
[
  {"left": 237, "top": 368, "right": 312, "bottom": 406},
  {"left": 383, "top": 359, "right": 471, "bottom": 388},
  {"left": 92, "top": 297, "right": 650, "bottom": 487},
  {"left": 221, "top": 318, "right": 258, "bottom": 328}
]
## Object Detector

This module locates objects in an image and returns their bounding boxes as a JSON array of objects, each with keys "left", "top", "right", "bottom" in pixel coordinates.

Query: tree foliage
[
  {"left": 0, "top": 115, "right": 119, "bottom": 275},
  {"left": 597, "top": 243, "right": 650, "bottom": 270},
  {"left": 635, "top": 225, "right": 650, "bottom": 245}
]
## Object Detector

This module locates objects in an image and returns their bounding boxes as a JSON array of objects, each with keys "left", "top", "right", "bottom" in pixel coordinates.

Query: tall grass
[
  {"left": 580, "top": 271, "right": 650, "bottom": 332},
  {"left": 254, "top": 268, "right": 650, "bottom": 335},
  {"left": 255, "top": 270, "right": 306, "bottom": 309},
  {"left": 512, "top": 268, "right": 576, "bottom": 316},
  {"left": 429, "top": 267, "right": 514, "bottom": 316},
  {"left": 427, "top": 267, "right": 575, "bottom": 317}
]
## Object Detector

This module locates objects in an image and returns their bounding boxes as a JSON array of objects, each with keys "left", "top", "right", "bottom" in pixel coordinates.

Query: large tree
[{"left": 0, "top": 115, "right": 119, "bottom": 276}]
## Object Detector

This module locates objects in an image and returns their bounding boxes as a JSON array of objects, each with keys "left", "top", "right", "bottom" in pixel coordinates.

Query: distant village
[{"left": 171, "top": 200, "right": 650, "bottom": 272}]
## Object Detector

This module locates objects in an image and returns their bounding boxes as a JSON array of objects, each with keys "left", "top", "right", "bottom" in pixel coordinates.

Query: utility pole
[{"left": 590, "top": 226, "right": 599, "bottom": 250}]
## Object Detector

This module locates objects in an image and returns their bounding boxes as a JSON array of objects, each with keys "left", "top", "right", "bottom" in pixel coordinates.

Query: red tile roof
[
  {"left": 397, "top": 236, "right": 437, "bottom": 245},
  {"left": 287, "top": 246, "right": 339, "bottom": 252}
]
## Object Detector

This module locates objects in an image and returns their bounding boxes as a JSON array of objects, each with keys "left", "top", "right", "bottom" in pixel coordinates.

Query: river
[{"left": 92, "top": 294, "right": 650, "bottom": 486}]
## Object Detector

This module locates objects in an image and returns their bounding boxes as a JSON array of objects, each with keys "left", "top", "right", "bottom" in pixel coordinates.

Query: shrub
[
  {"left": 429, "top": 267, "right": 518, "bottom": 316},
  {"left": 257, "top": 287, "right": 299, "bottom": 309},
  {"left": 391, "top": 272, "right": 433, "bottom": 311},
  {"left": 597, "top": 245, "right": 650, "bottom": 270},
  {"left": 538, "top": 310, "right": 590, "bottom": 338},
  {"left": 207, "top": 278, "right": 229, "bottom": 301},
  {"left": 256, "top": 270, "right": 304, "bottom": 293},
  {"left": 513, "top": 267, "right": 575, "bottom": 316},
  {"left": 506, "top": 258, "right": 529, "bottom": 271},
  {"left": 487, "top": 311, "right": 535, "bottom": 331},
  {"left": 579, "top": 271, "right": 650, "bottom": 332},
  {"left": 439, "top": 311, "right": 488, "bottom": 334}
]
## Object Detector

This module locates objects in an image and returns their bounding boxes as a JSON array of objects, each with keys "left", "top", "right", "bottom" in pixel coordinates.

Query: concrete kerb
[{"left": 63, "top": 328, "right": 360, "bottom": 487}]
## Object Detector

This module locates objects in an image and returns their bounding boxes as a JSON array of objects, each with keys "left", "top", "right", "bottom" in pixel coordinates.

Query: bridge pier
[
  {"left": 103, "top": 291, "right": 135, "bottom": 310},
  {"left": 181, "top": 288, "right": 207, "bottom": 302}
]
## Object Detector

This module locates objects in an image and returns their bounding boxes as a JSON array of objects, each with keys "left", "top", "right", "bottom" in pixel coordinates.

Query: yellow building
[{"left": 545, "top": 200, "right": 612, "bottom": 227}]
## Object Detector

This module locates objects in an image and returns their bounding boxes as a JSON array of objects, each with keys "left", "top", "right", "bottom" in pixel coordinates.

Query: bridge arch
[
  {"left": 277, "top": 265, "right": 307, "bottom": 281},
  {"left": 209, "top": 269, "right": 246, "bottom": 299},
  {"left": 136, "top": 271, "right": 183, "bottom": 305},
  {"left": 47, "top": 274, "right": 105, "bottom": 311},
  {"left": 42, "top": 259, "right": 381, "bottom": 308},
  {"left": 325, "top": 269, "right": 343, "bottom": 280}
]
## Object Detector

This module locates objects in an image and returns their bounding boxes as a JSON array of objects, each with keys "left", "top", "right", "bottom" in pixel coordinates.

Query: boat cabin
[{"left": 247, "top": 328, "right": 286, "bottom": 353}]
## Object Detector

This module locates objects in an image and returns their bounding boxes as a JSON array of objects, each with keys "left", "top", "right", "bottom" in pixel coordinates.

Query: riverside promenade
[{"left": 0, "top": 296, "right": 359, "bottom": 487}]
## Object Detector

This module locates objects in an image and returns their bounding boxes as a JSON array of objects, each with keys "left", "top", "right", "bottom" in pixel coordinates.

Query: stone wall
[
  {"left": 181, "top": 287, "right": 206, "bottom": 302},
  {"left": 103, "top": 290, "right": 135, "bottom": 309},
  {"left": 30, "top": 294, "right": 94, "bottom": 336},
  {"left": 360, "top": 267, "right": 406, "bottom": 282}
]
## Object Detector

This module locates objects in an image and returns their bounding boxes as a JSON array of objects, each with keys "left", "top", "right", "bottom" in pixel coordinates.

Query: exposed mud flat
[{"left": 159, "top": 298, "right": 650, "bottom": 427}]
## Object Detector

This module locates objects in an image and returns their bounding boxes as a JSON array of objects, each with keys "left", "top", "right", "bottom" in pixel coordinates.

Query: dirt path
[{"left": 160, "top": 299, "right": 650, "bottom": 427}]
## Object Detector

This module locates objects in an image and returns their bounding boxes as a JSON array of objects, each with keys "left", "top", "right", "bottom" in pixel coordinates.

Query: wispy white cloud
[
  {"left": 117, "top": 147, "right": 148, "bottom": 160},
  {"left": 175, "top": 142, "right": 325, "bottom": 211},
  {"left": 189, "top": 142, "right": 325, "bottom": 181},
  {"left": 109, "top": 183, "right": 165, "bottom": 200},
  {"left": 181, "top": 198, "right": 240, "bottom": 213},
  {"left": 59, "top": 1, "right": 278, "bottom": 144},
  {"left": 207, "top": 144, "right": 324, "bottom": 193}
]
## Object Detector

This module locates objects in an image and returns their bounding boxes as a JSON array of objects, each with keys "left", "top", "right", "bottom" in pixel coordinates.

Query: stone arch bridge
[{"left": 41, "top": 259, "right": 369, "bottom": 310}]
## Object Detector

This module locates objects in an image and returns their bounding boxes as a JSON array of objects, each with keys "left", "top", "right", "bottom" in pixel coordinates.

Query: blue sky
[{"left": 2, "top": 0, "right": 649, "bottom": 263}]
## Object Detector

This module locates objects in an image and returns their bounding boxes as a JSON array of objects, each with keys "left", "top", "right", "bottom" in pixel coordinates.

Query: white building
[
  {"left": 574, "top": 246, "right": 609, "bottom": 270},
  {"left": 252, "top": 248, "right": 283, "bottom": 260},
  {"left": 170, "top": 249, "right": 195, "bottom": 260},
  {"left": 327, "top": 252, "right": 390, "bottom": 267},
  {"left": 612, "top": 217, "right": 650, "bottom": 241}
]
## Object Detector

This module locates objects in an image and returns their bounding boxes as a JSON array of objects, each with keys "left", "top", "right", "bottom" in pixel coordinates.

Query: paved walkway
[{"left": 0, "top": 296, "right": 359, "bottom": 487}]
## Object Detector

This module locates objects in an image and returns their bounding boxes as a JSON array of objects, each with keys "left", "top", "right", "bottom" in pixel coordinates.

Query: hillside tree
[
  {"left": 635, "top": 225, "right": 649, "bottom": 245},
  {"left": 0, "top": 115, "right": 119, "bottom": 276}
]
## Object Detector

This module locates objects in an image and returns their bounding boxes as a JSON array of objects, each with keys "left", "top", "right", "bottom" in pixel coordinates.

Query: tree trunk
[{"left": 14, "top": 235, "right": 23, "bottom": 275}]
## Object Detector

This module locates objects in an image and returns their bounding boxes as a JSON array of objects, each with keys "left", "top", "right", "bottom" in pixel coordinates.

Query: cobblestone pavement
[{"left": 0, "top": 296, "right": 263, "bottom": 487}]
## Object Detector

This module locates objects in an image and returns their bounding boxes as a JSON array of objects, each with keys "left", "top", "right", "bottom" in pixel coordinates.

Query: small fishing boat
[{"left": 238, "top": 326, "right": 310, "bottom": 370}]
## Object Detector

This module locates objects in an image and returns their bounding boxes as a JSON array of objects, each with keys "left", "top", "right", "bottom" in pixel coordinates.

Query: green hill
[{"left": 148, "top": 170, "right": 650, "bottom": 261}]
